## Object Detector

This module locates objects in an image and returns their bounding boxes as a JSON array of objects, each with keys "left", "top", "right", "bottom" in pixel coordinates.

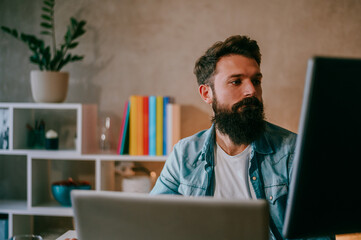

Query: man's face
[
  {"left": 210, "top": 54, "right": 265, "bottom": 145},
  {"left": 211, "top": 54, "right": 263, "bottom": 109}
]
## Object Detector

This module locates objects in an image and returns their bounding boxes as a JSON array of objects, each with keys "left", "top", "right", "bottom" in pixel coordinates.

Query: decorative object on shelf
[
  {"left": 30, "top": 70, "right": 69, "bottom": 103},
  {"left": 115, "top": 162, "right": 152, "bottom": 193},
  {"left": 1, "top": 0, "right": 87, "bottom": 103},
  {"left": 51, "top": 178, "right": 91, "bottom": 207},
  {"left": 45, "top": 129, "right": 58, "bottom": 150},
  {"left": 0, "top": 108, "right": 10, "bottom": 150},
  {"left": 99, "top": 116, "right": 111, "bottom": 152},
  {"left": 26, "top": 120, "right": 45, "bottom": 149}
]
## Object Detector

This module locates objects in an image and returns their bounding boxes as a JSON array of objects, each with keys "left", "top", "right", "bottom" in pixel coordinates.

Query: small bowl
[{"left": 51, "top": 179, "right": 91, "bottom": 206}]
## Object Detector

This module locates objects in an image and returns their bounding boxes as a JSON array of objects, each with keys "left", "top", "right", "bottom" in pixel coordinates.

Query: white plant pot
[{"left": 30, "top": 70, "right": 69, "bottom": 103}]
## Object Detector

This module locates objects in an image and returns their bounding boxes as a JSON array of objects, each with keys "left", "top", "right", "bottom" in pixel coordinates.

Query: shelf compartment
[
  {"left": 31, "top": 158, "right": 95, "bottom": 208},
  {"left": 101, "top": 160, "right": 164, "bottom": 192},
  {"left": 13, "top": 107, "right": 79, "bottom": 151},
  {"left": 12, "top": 214, "right": 73, "bottom": 240},
  {"left": 0, "top": 155, "right": 27, "bottom": 203}
]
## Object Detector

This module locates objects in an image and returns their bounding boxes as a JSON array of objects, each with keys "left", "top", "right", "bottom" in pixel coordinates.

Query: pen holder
[{"left": 27, "top": 129, "right": 45, "bottom": 149}]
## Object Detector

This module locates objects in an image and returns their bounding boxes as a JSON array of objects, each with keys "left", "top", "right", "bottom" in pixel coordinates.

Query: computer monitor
[{"left": 283, "top": 56, "right": 361, "bottom": 239}]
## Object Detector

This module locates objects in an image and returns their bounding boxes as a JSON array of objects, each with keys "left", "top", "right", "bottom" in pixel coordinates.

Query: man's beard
[{"left": 212, "top": 96, "right": 266, "bottom": 145}]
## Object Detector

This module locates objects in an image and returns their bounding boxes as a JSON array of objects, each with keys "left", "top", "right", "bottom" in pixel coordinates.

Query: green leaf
[
  {"left": 1, "top": 26, "right": 12, "bottom": 34},
  {"left": 1, "top": 26, "right": 20, "bottom": 39},
  {"left": 70, "top": 18, "right": 78, "bottom": 28},
  {"left": 71, "top": 55, "right": 84, "bottom": 61},
  {"left": 20, "top": 33, "right": 28, "bottom": 41},
  {"left": 30, "top": 54, "right": 41, "bottom": 64},
  {"left": 41, "top": 14, "right": 52, "bottom": 21},
  {"left": 64, "top": 28, "right": 72, "bottom": 43},
  {"left": 42, "top": 7, "right": 52, "bottom": 13},
  {"left": 43, "top": 1, "right": 54, "bottom": 8},
  {"left": 40, "top": 22, "right": 52, "bottom": 29},
  {"left": 11, "top": 29, "right": 18, "bottom": 38},
  {"left": 68, "top": 42, "right": 78, "bottom": 49},
  {"left": 71, "top": 29, "right": 86, "bottom": 41},
  {"left": 78, "top": 20, "right": 87, "bottom": 28}
]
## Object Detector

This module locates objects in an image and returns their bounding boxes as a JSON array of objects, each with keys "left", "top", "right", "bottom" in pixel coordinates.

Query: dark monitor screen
[{"left": 283, "top": 57, "right": 361, "bottom": 239}]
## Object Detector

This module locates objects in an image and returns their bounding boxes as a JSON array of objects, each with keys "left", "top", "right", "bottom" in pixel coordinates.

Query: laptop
[{"left": 71, "top": 190, "right": 269, "bottom": 240}]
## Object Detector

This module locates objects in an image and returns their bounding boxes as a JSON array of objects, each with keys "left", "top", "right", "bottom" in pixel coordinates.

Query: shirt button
[
  {"left": 252, "top": 176, "right": 257, "bottom": 181},
  {"left": 269, "top": 196, "right": 273, "bottom": 200}
]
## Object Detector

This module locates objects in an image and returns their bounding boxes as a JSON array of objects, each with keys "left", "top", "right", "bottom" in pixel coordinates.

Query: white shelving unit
[{"left": 0, "top": 103, "right": 166, "bottom": 238}]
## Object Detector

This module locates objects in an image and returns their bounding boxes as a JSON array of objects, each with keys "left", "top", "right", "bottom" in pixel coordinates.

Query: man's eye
[
  {"left": 231, "top": 79, "right": 241, "bottom": 85},
  {"left": 252, "top": 79, "right": 261, "bottom": 86}
]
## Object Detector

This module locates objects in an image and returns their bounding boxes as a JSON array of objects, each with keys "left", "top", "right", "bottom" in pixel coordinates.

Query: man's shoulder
[
  {"left": 265, "top": 122, "right": 297, "bottom": 138},
  {"left": 262, "top": 122, "right": 297, "bottom": 152},
  {"left": 176, "top": 127, "right": 213, "bottom": 152}
]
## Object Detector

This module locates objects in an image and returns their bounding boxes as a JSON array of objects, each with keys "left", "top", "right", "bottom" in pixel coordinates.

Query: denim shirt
[{"left": 151, "top": 122, "right": 334, "bottom": 240}]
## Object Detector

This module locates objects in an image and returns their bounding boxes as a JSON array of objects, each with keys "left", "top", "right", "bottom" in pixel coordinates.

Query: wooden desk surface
[{"left": 336, "top": 233, "right": 361, "bottom": 240}]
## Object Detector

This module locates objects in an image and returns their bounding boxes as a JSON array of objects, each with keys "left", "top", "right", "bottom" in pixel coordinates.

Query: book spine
[
  {"left": 117, "top": 100, "right": 129, "bottom": 154},
  {"left": 120, "top": 101, "right": 130, "bottom": 155},
  {"left": 149, "top": 96, "right": 157, "bottom": 156},
  {"left": 163, "top": 96, "right": 170, "bottom": 155},
  {"left": 166, "top": 103, "right": 173, "bottom": 155},
  {"left": 143, "top": 96, "right": 149, "bottom": 155},
  {"left": 129, "top": 95, "right": 137, "bottom": 155},
  {"left": 172, "top": 103, "right": 181, "bottom": 148},
  {"left": 156, "top": 96, "right": 163, "bottom": 156},
  {"left": 137, "top": 96, "right": 144, "bottom": 155}
]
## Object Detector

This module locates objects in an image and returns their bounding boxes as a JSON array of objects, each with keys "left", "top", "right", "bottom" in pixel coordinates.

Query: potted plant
[{"left": 1, "top": 0, "right": 86, "bottom": 103}]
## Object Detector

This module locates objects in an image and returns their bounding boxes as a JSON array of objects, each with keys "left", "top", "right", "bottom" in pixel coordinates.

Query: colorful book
[
  {"left": 117, "top": 101, "right": 129, "bottom": 154},
  {"left": 149, "top": 96, "right": 157, "bottom": 156},
  {"left": 163, "top": 96, "right": 170, "bottom": 155},
  {"left": 170, "top": 103, "right": 181, "bottom": 152},
  {"left": 120, "top": 101, "right": 130, "bottom": 155},
  {"left": 143, "top": 96, "right": 149, "bottom": 155},
  {"left": 137, "top": 96, "right": 144, "bottom": 155},
  {"left": 129, "top": 95, "right": 137, "bottom": 155},
  {"left": 166, "top": 103, "right": 181, "bottom": 154},
  {"left": 156, "top": 96, "right": 163, "bottom": 156},
  {"left": 166, "top": 103, "right": 172, "bottom": 155}
]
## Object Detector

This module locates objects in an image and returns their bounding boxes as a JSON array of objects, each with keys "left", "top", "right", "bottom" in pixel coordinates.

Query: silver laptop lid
[{"left": 72, "top": 190, "right": 269, "bottom": 240}]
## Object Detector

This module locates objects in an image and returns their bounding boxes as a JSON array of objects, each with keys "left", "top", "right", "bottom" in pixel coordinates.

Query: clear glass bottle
[{"left": 99, "top": 117, "right": 111, "bottom": 152}]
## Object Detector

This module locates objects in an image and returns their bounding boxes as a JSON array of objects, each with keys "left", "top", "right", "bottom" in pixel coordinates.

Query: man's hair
[{"left": 193, "top": 35, "right": 261, "bottom": 86}]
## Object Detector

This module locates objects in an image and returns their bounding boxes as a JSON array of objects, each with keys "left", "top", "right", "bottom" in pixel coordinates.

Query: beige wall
[{"left": 1, "top": 0, "right": 361, "bottom": 146}]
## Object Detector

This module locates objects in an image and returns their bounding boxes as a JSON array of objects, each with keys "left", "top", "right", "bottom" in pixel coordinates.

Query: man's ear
[{"left": 199, "top": 84, "right": 213, "bottom": 105}]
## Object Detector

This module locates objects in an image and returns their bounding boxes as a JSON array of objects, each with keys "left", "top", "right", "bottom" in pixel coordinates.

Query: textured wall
[{"left": 1, "top": 0, "right": 361, "bottom": 145}]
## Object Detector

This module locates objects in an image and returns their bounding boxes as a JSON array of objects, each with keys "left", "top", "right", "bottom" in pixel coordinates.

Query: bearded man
[{"left": 150, "top": 35, "right": 332, "bottom": 240}]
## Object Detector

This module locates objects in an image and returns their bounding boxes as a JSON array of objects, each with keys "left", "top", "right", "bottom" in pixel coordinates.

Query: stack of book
[{"left": 117, "top": 95, "right": 181, "bottom": 156}]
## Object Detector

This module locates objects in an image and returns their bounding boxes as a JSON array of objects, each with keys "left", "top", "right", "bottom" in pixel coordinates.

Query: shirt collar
[
  {"left": 200, "top": 124, "right": 216, "bottom": 164},
  {"left": 252, "top": 122, "right": 274, "bottom": 155}
]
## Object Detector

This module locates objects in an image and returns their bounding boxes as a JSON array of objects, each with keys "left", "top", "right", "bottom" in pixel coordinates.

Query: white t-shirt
[{"left": 214, "top": 143, "right": 256, "bottom": 199}]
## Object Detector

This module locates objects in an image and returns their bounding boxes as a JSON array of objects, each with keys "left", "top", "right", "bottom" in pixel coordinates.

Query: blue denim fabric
[{"left": 150, "top": 122, "right": 334, "bottom": 240}]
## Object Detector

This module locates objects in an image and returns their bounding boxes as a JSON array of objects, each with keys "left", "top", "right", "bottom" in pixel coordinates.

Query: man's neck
[{"left": 215, "top": 128, "right": 249, "bottom": 156}]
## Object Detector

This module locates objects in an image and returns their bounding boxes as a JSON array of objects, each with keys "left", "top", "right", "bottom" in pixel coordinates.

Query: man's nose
[{"left": 243, "top": 79, "right": 256, "bottom": 97}]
